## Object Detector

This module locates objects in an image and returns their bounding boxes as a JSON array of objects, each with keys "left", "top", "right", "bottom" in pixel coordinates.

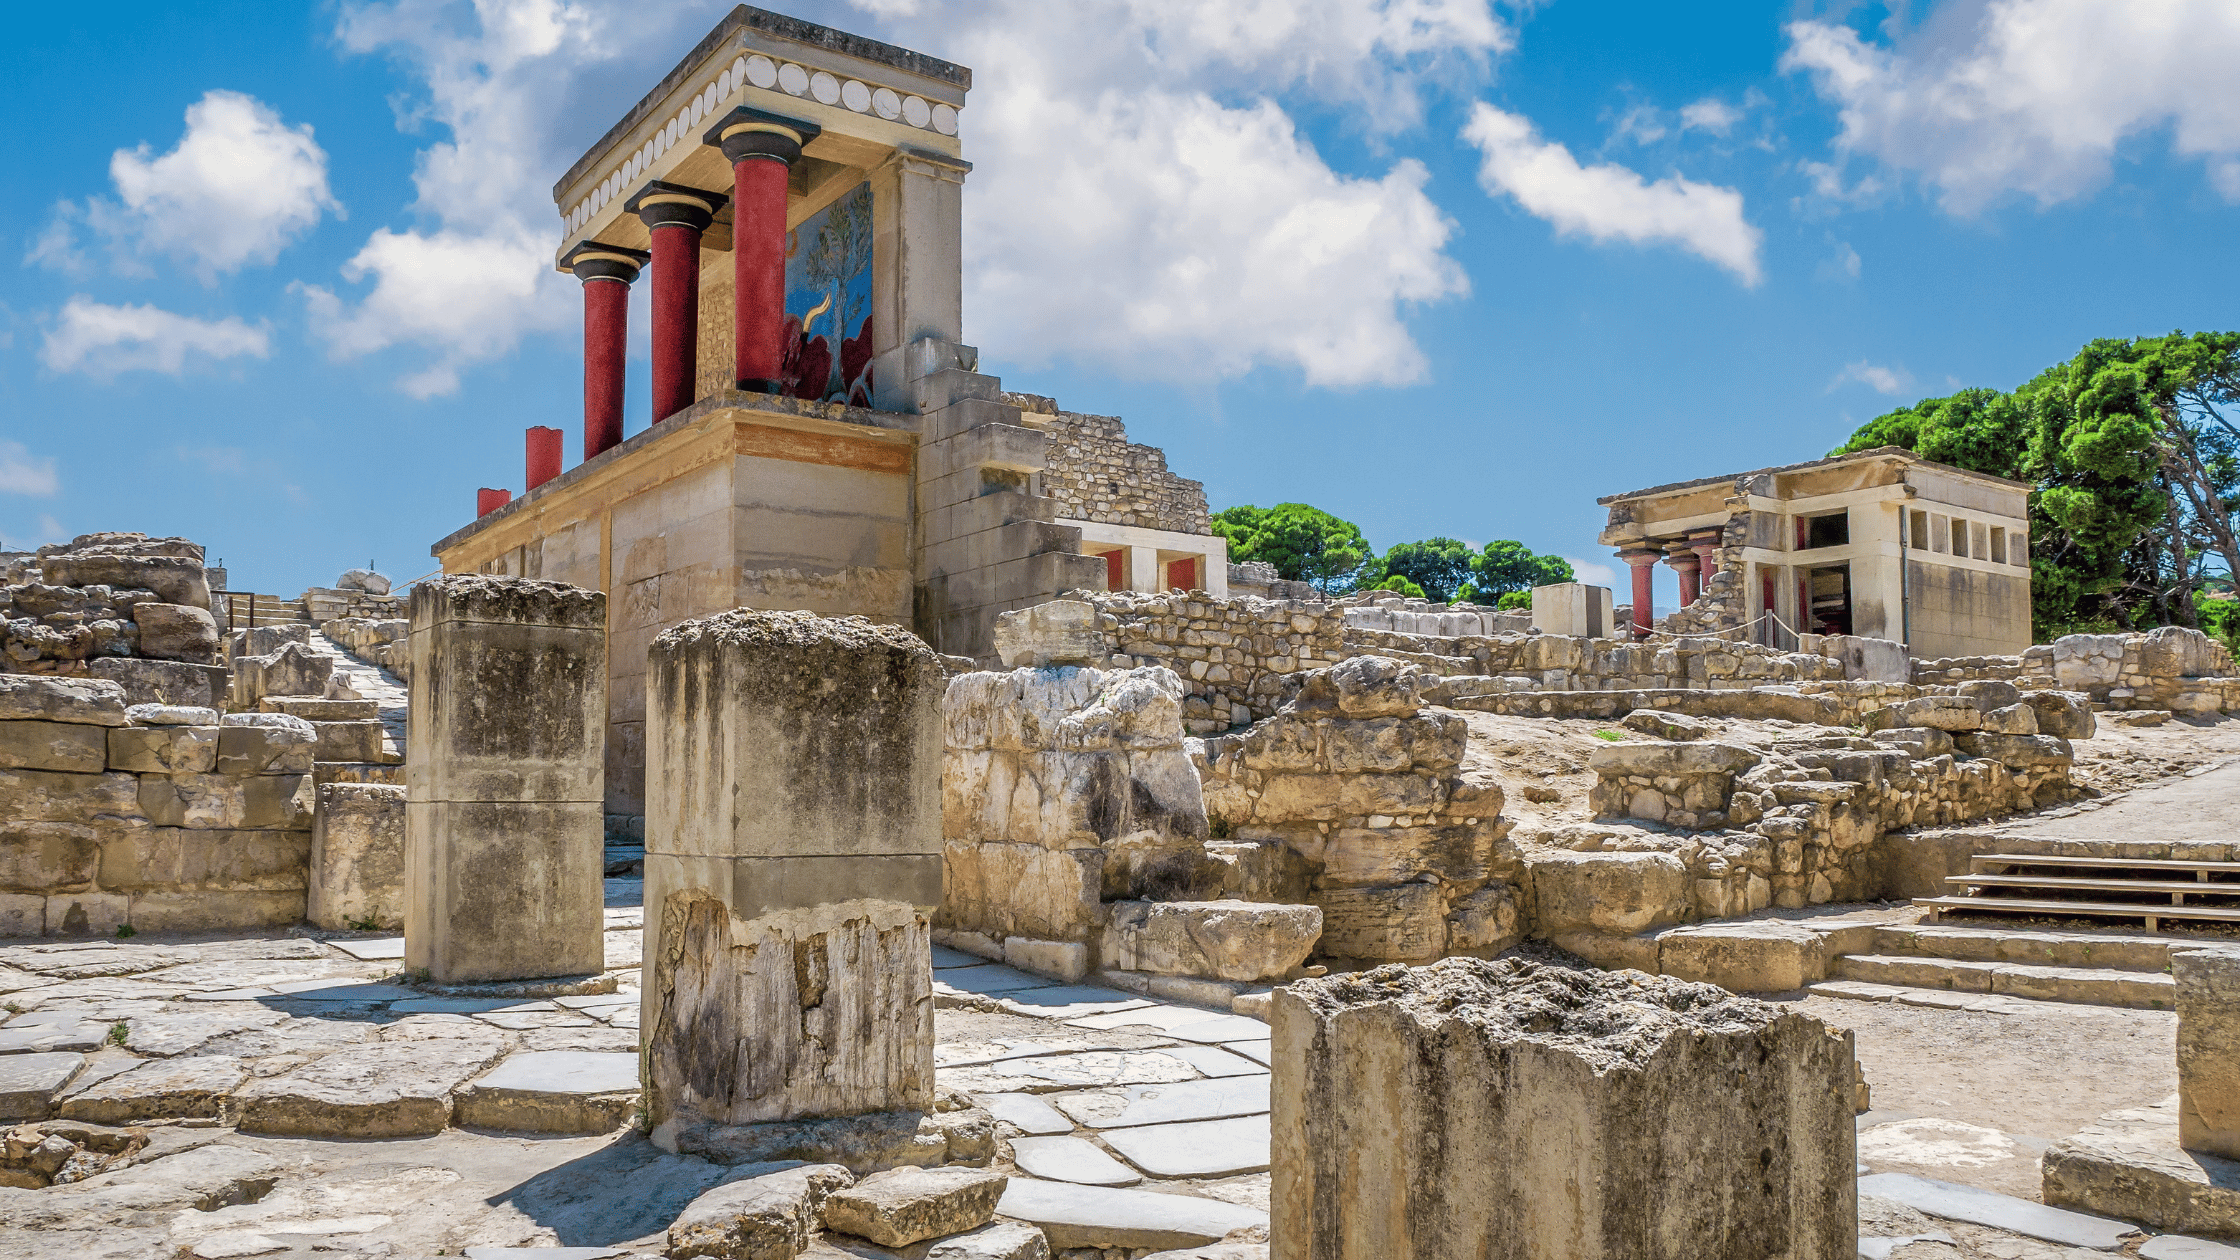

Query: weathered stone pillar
[
  {"left": 704, "top": 108, "right": 821, "bottom": 393},
  {"left": 405, "top": 577, "right": 607, "bottom": 984},
  {"left": 2177, "top": 946, "right": 2240, "bottom": 1157},
  {"left": 561, "top": 242, "right": 647, "bottom": 461},
  {"left": 628, "top": 180, "right": 727, "bottom": 423},
  {"left": 1665, "top": 540, "right": 1701, "bottom": 608},
  {"left": 1618, "top": 548, "right": 1660, "bottom": 640},
  {"left": 1272, "top": 958, "right": 1856, "bottom": 1260},
  {"left": 525, "top": 426, "right": 563, "bottom": 492},
  {"left": 642, "top": 610, "right": 942, "bottom": 1151}
]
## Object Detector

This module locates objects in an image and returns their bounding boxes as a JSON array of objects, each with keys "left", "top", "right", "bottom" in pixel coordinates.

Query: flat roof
[
  {"left": 555, "top": 5, "right": 970, "bottom": 202},
  {"left": 1596, "top": 446, "right": 2034, "bottom": 505}
]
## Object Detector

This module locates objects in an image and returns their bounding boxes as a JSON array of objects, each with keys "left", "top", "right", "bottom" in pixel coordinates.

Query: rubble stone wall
[
  {"left": 322, "top": 618, "right": 412, "bottom": 683},
  {"left": 3, "top": 533, "right": 226, "bottom": 708},
  {"left": 0, "top": 676, "right": 315, "bottom": 937},
  {"left": 1912, "top": 627, "right": 2238, "bottom": 714},
  {"left": 1005, "top": 394, "right": 1210, "bottom": 535}
]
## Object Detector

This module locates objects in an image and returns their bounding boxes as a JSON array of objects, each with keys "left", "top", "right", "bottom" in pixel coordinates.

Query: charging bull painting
[{"left": 782, "top": 181, "right": 874, "bottom": 406}]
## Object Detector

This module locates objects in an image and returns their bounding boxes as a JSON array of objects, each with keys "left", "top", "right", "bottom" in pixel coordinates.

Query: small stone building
[
  {"left": 428, "top": 7, "right": 1225, "bottom": 823},
  {"left": 1598, "top": 446, "right": 2033, "bottom": 658}
]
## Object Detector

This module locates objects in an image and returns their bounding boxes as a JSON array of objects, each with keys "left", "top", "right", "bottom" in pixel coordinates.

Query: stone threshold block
[
  {"left": 1271, "top": 957, "right": 1858, "bottom": 1260},
  {"left": 2044, "top": 1096, "right": 2240, "bottom": 1238}
]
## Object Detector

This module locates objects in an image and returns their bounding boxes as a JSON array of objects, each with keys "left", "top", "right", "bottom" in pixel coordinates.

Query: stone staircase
[
  {"left": 217, "top": 592, "right": 312, "bottom": 631},
  {"left": 301, "top": 628, "right": 408, "bottom": 783},
  {"left": 1816, "top": 921, "right": 2177, "bottom": 1010}
]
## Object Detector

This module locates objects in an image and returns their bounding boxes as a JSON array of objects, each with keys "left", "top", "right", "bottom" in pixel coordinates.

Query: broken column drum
[
  {"left": 404, "top": 576, "right": 607, "bottom": 983},
  {"left": 642, "top": 610, "right": 944, "bottom": 1148},
  {"left": 1272, "top": 957, "right": 1857, "bottom": 1260}
]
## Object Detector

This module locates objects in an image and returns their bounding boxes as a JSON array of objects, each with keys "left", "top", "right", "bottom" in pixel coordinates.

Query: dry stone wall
[
  {"left": 1912, "top": 627, "right": 2238, "bottom": 714},
  {"left": 1194, "top": 657, "right": 1519, "bottom": 964},
  {"left": 3, "top": 533, "right": 227, "bottom": 710},
  {"left": 0, "top": 675, "right": 315, "bottom": 936},
  {"left": 1005, "top": 394, "right": 1210, "bottom": 534}
]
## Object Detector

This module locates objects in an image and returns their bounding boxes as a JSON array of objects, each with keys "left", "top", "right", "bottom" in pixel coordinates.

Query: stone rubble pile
[
  {"left": 1913, "top": 626, "right": 2238, "bottom": 715},
  {"left": 2, "top": 533, "right": 227, "bottom": 709}
]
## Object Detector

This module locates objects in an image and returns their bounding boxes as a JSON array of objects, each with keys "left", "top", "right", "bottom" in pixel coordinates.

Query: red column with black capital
[
  {"left": 703, "top": 107, "right": 822, "bottom": 393},
  {"left": 626, "top": 181, "right": 728, "bottom": 423},
  {"left": 560, "top": 242, "right": 648, "bottom": 462}
]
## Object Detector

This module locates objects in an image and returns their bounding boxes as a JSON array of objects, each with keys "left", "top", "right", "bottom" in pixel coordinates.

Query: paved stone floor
[{"left": 4, "top": 872, "right": 2235, "bottom": 1257}]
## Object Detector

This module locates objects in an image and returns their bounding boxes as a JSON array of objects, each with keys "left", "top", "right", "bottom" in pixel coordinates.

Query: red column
[
  {"left": 561, "top": 242, "right": 646, "bottom": 463},
  {"left": 1666, "top": 548, "right": 1701, "bottom": 607},
  {"left": 1689, "top": 528, "right": 1722, "bottom": 580},
  {"left": 1102, "top": 551, "right": 1124, "bottom": 592},
  {"left": 526, "top": 426, "right": 563, "bottom": 491},
  {"left": 704, "top": 108, "right": 821, "bottom": 393},
  {"left": 1619, "top": 549, "right": 1661, "bottom": 640},
  {"left": 477, "top": 488, "right": 512, "bottom": 517},
  {"left": 628, "top": 182, "right": 727, "bottom": 423}
]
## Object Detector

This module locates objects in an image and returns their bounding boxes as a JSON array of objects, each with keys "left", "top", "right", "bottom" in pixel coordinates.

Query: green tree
[
  {"left": 1459, "top": 540, "right": 1574, "bottom": 603},
  {"left": 1211, "top": 503, "right": 1375, "bottom": 594},
  {"left": 1831, "top": 331, "right": 2240, "bottom": 636},
  {"left": 1367, "top": 573, "right": 1427, "bottom": 598},
  {"left": 1378, "top": 537, "right": 1476, "bottom": 603}
]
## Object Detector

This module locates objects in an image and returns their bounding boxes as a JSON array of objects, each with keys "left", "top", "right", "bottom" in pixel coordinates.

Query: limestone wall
[
  {"left": 1911, "top": 626, "right": 2239, "bottom": 714},
  {"left": 0, "top": 676, "right": 316, "bottom": 937},
  {"left": 1005, "top": 394, "right": 1210, "bottom": 535},
  {"left": 1194, "top": 658, "right": 1518, "bottom": 965},
  {"left": 323, "top": 618, "right": 412, "bottom": 683},
  {"left": 940, "top": 664, "right": 1214, "bottom": 979}
]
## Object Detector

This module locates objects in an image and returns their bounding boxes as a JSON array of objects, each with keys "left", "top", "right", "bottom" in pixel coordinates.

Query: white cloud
[
  {"left": 33, "top": 91, "right": 339, "bottom": 281},
  {"left": 1609, "top": 102, "right": 1668, "bottom": 146},
  {"left": 1783, "top": 1, "right": 2240, "bottom": 214},
  {"left": 1564, "top": 557, "right": 1618, "bottom": 588},
  {"left": 1817, "top": 240, "right": 1863, "bottom": 281},
  {"left": 319, "top": 0, "right": 1496, "bottom": 394},
  {"left": 1462, "top": 103, "right": 1764, "bottom": 285},
  {"left": 0, "top": 442, "right": 59, "bottom": 497},
  {"left": 40, "top": 297, "right": 271, "bottom": 377},
  {"left": 1679, "top": 97, "right": 1743, "bottom": 136},
  {"left": 1831, "top": 360, "right": 1911, "bottom": 395}
]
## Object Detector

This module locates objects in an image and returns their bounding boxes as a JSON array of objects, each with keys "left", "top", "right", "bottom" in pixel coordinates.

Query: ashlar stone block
[
  {"left": 2177, "top": 946, "right": 2240, "bottom": 1159},
  {"left": 1271, "top": 957, "right": 1857, "bottom": 1260},
  {"left": 643, "top": 610, "right": 944, "bottom": 1148},
  {"left": 310, "top": 783, "right": 405, "bottom": 930},
  {"left": 405, "top": 576, "right": 606, "bottom": 984}
]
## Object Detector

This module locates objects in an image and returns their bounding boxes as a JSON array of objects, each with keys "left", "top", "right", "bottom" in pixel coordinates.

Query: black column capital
[
  {"left": 560, "top": 240, "right": 650, "bottom": 284},
  {"left": 702, "top": 106, "right": 823, "bottom": 166},
  {"left": 625, "top": 180, "right": 730, "bottom": 233}
]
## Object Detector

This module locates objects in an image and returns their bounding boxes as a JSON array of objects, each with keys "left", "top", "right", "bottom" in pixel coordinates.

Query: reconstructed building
[
  {"left": 1597, "top": 446, "right": 2034, "bottom": 657},
  {"left": 427, "top": 6, "right": 1223, "bottom": 824}
]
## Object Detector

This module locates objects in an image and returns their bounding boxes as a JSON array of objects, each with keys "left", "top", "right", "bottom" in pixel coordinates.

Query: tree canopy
[
  {"left": 1211, "top": 503, "right": 1375, "bottom": 594},
  {"left": 1460, "top": 540, "right": 1574, "bottom": 604},
  {"left": 1832, "top": 330, "right": 2240, "bottom": 638},
  {"left": 1378, "top": 537, "right": 1476, "bottom": 604}
]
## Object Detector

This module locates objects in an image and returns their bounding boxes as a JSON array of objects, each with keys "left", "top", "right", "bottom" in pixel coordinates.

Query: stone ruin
[{"left": 2, "top": 532, "right": 226, "bottom": 708}]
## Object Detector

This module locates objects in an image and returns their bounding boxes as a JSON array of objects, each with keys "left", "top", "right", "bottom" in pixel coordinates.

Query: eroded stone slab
[
  {"left": 1158, "top": 1045, "right": 1268, "bottom": 1078},
  {"left": 1052, "top": 1077, "right": 1271, "bottom": 1129},
  {"left": 937, "top": 965, "right": 1058, "bottom": 996},
  {"left": 0, "top": 1051, "right": 83, "bottom": 1121},
  {"left": 995, "top": 987, "right": 1155, "bottom": 1020},
  {"left": 235, "top": 1038, "right": 505, "bottom": 1137},
  {"left": 453, "top": 1050, "right": 640, "bottom": 1134},
  {"left": 822, "top": 1165, "right": 1008, "bottom": 1247},
  {"left": 1009, "top": 1136, "right": 1141, "bottom": 1186},
  {"left": 994, "top": 1178, "right": 1266, "bottom": 1251},
  {"left": 940, "top": 1051, "right": 1202, "bottom": 1096},
  {"left": 973, "top": 1092, "right": 1073, "bottom": 1137},
  {"left": 57, "top": 1055, "right": 246, "bottom": 1123},
  {"left": 1101, "top": 1114, "right": 1271, "bottom": 1178}
]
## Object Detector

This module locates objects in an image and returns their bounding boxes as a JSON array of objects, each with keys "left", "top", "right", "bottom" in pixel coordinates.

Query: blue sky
[{"left": 6, "top": 0, "right": 2238, "bottom": 611}]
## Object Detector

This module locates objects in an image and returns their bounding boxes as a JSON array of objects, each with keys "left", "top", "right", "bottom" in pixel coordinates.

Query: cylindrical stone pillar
[
  {"left": 703, "top": 107, "right": 821, "bottom": 393},
  {"left": 476, "top": 488, "right": 512, "bottom": 517},
  {"left": 526, "top": 426, "right": 563, "bottom": 491},
  {"left": 561, "top": 243, "right": 647, "bottom": 462},
  {"left": 627, "top": 181, "right": 729, "bottom": 423},
  {"left": 1619, "top": 549, "right": 1661, "bottom": 640}
]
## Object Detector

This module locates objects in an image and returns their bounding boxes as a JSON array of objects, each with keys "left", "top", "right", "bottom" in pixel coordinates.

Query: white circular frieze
[
  {"left": 810, "top": 70, "right": 841, "bottom": 105},
  {"left": 841, "top": 78, "right": 871, "bottom": 113},
  {"left": 746, "top": 55, "right": 777, "bottom": 89},
  {"left": 871, "top": 86, "right": 901, "bottom": 120},
  {"left": 717, "top": 68, "right": 732, "bottom": 99},
  {"left": 902, "top": 94, "right": 930, "bottom": 128},
  {"left": 931, "top": 103, "right": 958, "bottom": 135},
  {"left": 777, "top": 62, "right": 809, "bottom": 95}
]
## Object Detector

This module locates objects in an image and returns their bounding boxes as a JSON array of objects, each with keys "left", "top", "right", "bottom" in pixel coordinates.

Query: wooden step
[
  {"left": 1970, "top": 853, "right": 2240, "bottom": 875},
  {"left": 1916, "top": 895, "right": 2240, "bottom": 931},
  {"left": 1948, "top": 873, "right": 2240, "bottom": 897}
]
